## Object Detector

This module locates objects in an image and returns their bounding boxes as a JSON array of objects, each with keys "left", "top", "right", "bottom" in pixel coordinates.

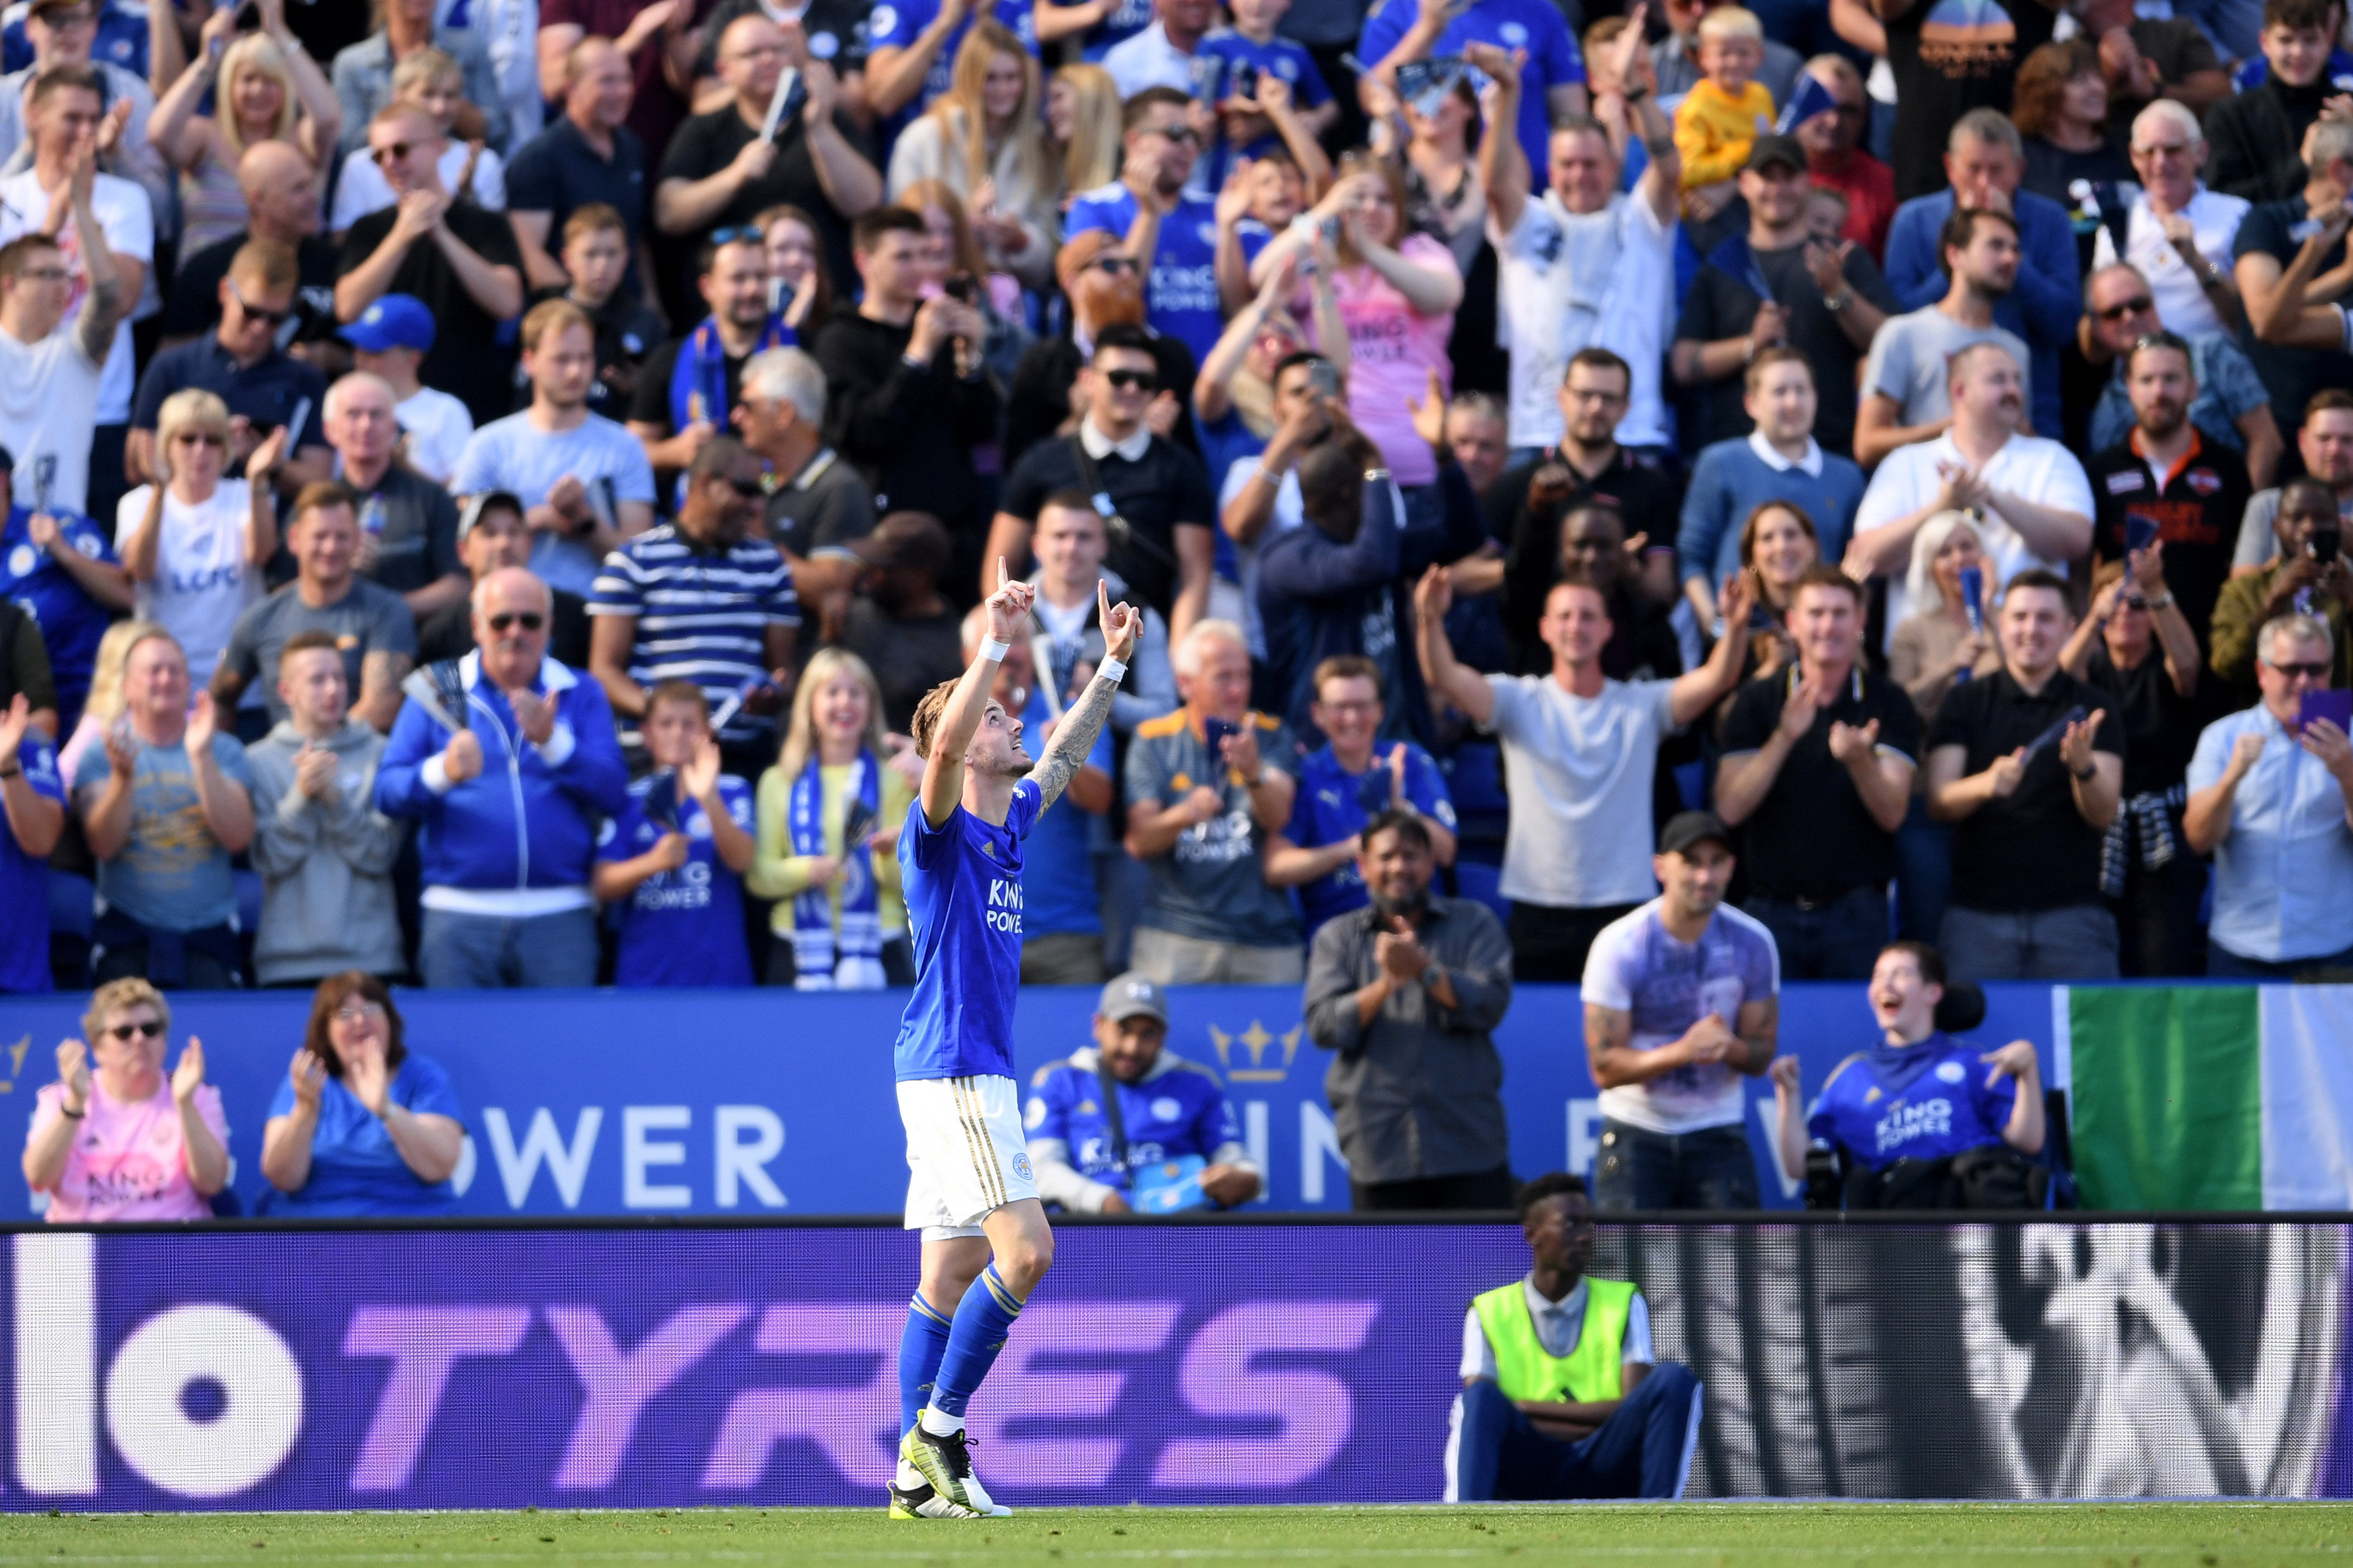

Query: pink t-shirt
[
  {"left": 1299, "top": 234, "right": 1460, "bottom": 486},
  {"left": 31, "top": 1079, "right": 227, "bottom": 1222}
]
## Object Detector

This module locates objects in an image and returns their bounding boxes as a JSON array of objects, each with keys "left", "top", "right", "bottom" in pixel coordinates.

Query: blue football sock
[
  {"left": 899, "top": 1293, "right": 954, "bottom": 1437},
  {"left": 924, "top": 1264, "right": 1024, "bottom": 1426}
]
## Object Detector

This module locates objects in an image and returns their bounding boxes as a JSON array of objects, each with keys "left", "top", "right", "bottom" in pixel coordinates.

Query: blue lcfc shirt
[
  {"left": 1284, "top": 742, "right": 1458, "bottom": 937},
  {"left": 1359, "top": 0, "right": 1583, "bottom": 191},
  {"left": 895, "top": 778, "right": 1045, "bottom": 1081},
  {"left": 868, "top": 0, "right": 1038, "bottom": 113},
  {"left": 598, "top": 772, "right": 755, "bottom": 988},
  {"left": 1065, "top": 184, "right": 1224, "bottom": 364},
  {"left": 1194, "top": 32, "right": 1333, "bottom": 188},
  {"left": 0, "top": 728, "right": 61, "bottom": 993},
  {"left": 1018, "top": 687, "right": 1110, "bottom": 938},
  {"left": 1024, "top": 1049, "right": 1244, "bottom": 1197},
  {"left": 1196, "top": 407, "right": 1262, "bottom": 585},
  {"left": 261, "top": 1054, "right": 463, "bottom": 1216},
  {"left": 1807, "top": 1033, "right": 2019, "bottom": 1172},
  {"left": 0, "top": 505, "right": 116, "bottom": 731}
]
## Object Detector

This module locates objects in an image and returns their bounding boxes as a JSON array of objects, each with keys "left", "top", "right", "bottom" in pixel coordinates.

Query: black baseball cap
[
  {"left": 1745, "top": 135, "right": 1806, "bottom": 175},
  {"left": 1658, "top": 810, "right": 1735, "bottom": 857}
]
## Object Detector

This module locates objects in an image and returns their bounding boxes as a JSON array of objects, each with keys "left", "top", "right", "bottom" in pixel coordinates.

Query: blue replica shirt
[
  {"left": 1807, "top": 1034, "right": 2019, "bottom": 1172},
  {"left": 1195, "top": 407, "right": 1259, "bottom": 585},
  {"left": 895, "top": 777, "right": 1045, "bottom": 1082},
  {"left": 1065, "top": 183, "right": 1224, "bottom": 364},
  {"left": 1359, "top": 0, "right": 1583, "bottom": 191},
  {"left": 262, "top": 1054, "right": 463, "bottom": 1216},
  {"left": 1194, "top": 32, "right": 1334, "bottom": 187},
  {"left": 1024, "top": 1047, "right": 1245, "bottom": 1199},
  {"left": 1018, "top": 687, "right": 1111, "bottom": 938},
  {"left": 0, "top": 728, "right": 61, "bottom": 993},
  {"left": 2, "top": 0, "right": 146, "bottom": 76},
  {"left": 0, "top": 505, "right": 117, "bottom": 731},
  {"left": 598, "top": 772, "right": 755, "bottom": 988},
  {"left": 1045, "top": 0, "right": 1152, "bottom": 59},
  {"left": 1283, "top": 742, "right": 1458, "bottom": 937},
  {"left": 868, "top": 0, "right": 1038, "bottom": 112}
]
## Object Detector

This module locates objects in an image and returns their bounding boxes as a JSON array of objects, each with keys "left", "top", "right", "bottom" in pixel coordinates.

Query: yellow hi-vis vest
[{"left": 1472, "top": 1277, "right": 1634, "bottom": 1404}]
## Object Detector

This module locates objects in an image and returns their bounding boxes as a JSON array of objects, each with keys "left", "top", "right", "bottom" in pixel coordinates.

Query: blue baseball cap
[{"left": 339, "top": 294, "right": 434, "bottom": 353}]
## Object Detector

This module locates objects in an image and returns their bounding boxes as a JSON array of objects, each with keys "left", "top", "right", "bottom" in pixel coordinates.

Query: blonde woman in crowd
[
  {"left": 888, "top": 21, "right": 1060, "bottom": 290},
  {"left": 118, "top": 389, "right": 285, "bottom": 692},
  {"left": 23, "top": 978, "right": 228, "bottom": 1221},
  {"left": 146, "top": 0, "right": 340, "bottom": 253},
  {"left": 1045, "top": 62, "right": 1122, "bottom": 209}
]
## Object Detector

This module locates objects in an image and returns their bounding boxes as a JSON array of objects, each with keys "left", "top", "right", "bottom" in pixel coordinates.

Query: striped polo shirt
[{"left": 588, "top": 526, "right": 799, "bottom": 746}]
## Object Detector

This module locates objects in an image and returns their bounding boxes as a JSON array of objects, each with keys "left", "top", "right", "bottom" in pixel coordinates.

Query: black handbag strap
[
  {"left": 1067, "top": 435, "right": 1177, "bottom": 573},
  {"left": 1094, "top": 1054, "right": 1130, "bottom": 1171}
]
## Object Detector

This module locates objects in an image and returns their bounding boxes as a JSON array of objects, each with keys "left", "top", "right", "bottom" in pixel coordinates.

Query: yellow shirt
[
  {"left": 1674, "top": 77, "right": 1776, "bottom": 191},
  {"left": 746, "top": 759, "right": 915, "bottom": 938}
]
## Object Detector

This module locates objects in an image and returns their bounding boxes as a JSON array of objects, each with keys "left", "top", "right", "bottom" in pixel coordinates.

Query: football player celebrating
[{"left": 889, "top": 558, "right": 1139, "bottom": 1519}]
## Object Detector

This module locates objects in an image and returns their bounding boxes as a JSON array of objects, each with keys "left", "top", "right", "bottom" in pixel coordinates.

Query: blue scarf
[
  {"left": 1864, "top": 1032, "right": 1956, "bottom": 1099},
  {"left": 667, "top": 312, "right": 796, "bottom": 435},
  {"left": 786, "top": 749, "right": 884, "bottom": 990}
]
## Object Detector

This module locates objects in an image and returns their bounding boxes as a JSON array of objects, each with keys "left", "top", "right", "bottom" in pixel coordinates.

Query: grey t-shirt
[
  {"left": 765, "top": 446, "right": 878, "bottom": 559},
  {"left": 1860, "top": 307, "right": 2034, "bottom": 428},
  {"left": 1485, "top": 674, "right": 1678, "bottom": 909},
  {"left": 221, "top": 578, "right": 418, "bottom": 723},
  {"left": 73, "top": 732, "right": 252, "bottom": 930},
  {"left": 1124, "top": 710, "right": 1303, "bottom": 948}
]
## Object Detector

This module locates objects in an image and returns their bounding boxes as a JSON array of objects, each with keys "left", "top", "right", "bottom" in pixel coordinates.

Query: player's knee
[{"left": 1001, "top": 1231, "right": 1053, "bottom": 1294}]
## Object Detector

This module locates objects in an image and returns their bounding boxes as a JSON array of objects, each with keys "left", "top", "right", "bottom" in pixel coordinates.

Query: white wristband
[
  {"left": 978, "top": 636, "right": 1010, "bottom": 662},
  {"left": 1098, "top": 657, "right": 1128, "bottom": 686}
]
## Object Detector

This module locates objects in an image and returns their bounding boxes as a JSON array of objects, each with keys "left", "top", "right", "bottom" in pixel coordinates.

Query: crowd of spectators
[{"left": 1, "top": 0, "right": 2351, "bottom": 1115}]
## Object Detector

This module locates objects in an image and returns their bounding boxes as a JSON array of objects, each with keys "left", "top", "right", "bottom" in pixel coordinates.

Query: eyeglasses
[
  {"left": 370, "top": 141, "right": 416, "bottom": 166},
  {"left": 1101, "top": 367, "right": 1158, "bottom": 392},
  {"left": 1088, "top": 255, "right": 1140, "bottom": 276},
  {"left": 708, "top": 224, "right": 765, "bottom": 248},
  {"left": 229, "top": 283, "right": 292, "bottom": 326},
  {"left": 12, "top": 264, "right": 68, "bottom": 282},
  {"left": 1145, "top": 125, "right": 1200, "bottom": 146},
  {"left": 2097, "top": 296, "right": 2155, "bottom": 321},
  {"left": 106, "top": 1020, "right": 164, "bottom": 1041},
  {"left": 334, "top": 1000, "right": 387, "bottom": 1023},
  {"left": 486, "top": 611, "right": 545, "bottom": 633},
  {"left": 2267, "top": 659, "right": 2331, "bottom": 680},
  {"left": 172, "top": 431, "right": 227, "bottom": 449}
]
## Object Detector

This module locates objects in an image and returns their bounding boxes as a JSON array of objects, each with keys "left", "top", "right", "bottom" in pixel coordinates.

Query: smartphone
[
  {"left": 2124, "top": 512, "right": 2161, "bottom": 555},
  {"left": 1306, "top": 359, "right": 1340, "bottom": 400},
  {"left": 1957, "top": 563, "right": 1985, "bottom": 636},
  {"left": 2021, "top": 704, "right": 2090, "bottom": 758},
  {"left": 2314, "top": 527, "right": 2343, "bottom": 565},
  {"left": 2301, "top": 688, "right": 2353, "bottom": 736},
  {"left": 942, "top": 272, "right": 977, "bottom": 305},
  {"left": 1203, "top": 716, "right": 1239, "bottom": 761},
  {"left": 1229, "top": 60, "right": 1257, "bottom": 102}
]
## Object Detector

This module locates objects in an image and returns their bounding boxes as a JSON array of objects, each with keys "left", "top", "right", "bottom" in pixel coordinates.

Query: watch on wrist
[
  {"left": 2070, "top": 760, "right": 2098, "bottom": 781},
  {"left": 1622, "top": 83, "right": 1650, "bottom": 104},
  {"left": 1823, "top": 289, "right": 1852, "bottom": 312},
  {"left": 2147, "top": 590, "right": 2175, "bottom": 611}
]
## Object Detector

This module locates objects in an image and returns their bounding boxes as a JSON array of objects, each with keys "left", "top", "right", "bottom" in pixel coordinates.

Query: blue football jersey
[
  {"left": 894, "top": 779, "right": 1044, "bottom": 1081},
  {"left": 1807, "top": 1034, "right": 2021, "bottom": 1171},
  {"left": 597, "top": 772, "right": 755, "bottom": 988},
  {"left": 1064, "top": 184, "right": 1224, "bottom": 365},
  {"left": 1284, "top": 743, "right": 1458, "bottom": 937},
  {"left": 1024, "top": 1049, "right": 1244, "bottom": 1197},
  {"left": 1, "top": 505, "right": 119, "bottom": 731},
  {"left": 1193, "top": 32, "right": 1334, "bottom": 188}
]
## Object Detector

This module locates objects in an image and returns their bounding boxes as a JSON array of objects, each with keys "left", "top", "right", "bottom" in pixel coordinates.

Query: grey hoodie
[{"left": 246, "top": 719, "right": 404, "bottom": 986}]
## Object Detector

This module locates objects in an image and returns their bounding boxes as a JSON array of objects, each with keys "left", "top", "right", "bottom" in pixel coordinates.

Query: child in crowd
[
  {"left": 1805, "top": 184, "right": 1850, "bottom": 248},
  {"left": 329, "top": 47, "right": 506, "bottom": 234},
  {"left": 593, "top": 682, "right": 757, "bottom": 988},
  {"left": 1197, "top": 0, "right": 1336, "bottom": 191},
  {"left": 546, "top": 204, "right": 666, "bottom": 414},
  {"left": 1674, "top": 7, "right": 1775, "bottom": 200}
]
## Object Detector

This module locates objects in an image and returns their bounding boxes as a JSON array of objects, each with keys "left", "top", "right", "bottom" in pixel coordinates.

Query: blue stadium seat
[
  {"left": 1450, "top": 859, "right": 1511, "bottom": 925},
  {"left": 1440, "top": 741, "right": 1509, "bottom": 847},
  {"left": 47, "top": 868, "right": 93, "bottom": 940}
]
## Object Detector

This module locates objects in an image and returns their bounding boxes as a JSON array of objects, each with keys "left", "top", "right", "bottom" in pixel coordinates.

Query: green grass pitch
[{"left": 0, "top": 1503, "right": 2345, "bottom": 1565}]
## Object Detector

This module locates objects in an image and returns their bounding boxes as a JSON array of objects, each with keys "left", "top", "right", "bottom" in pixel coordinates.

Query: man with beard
[
  {"left": 2085, "top": 331, "right": 2252, "bottom": 659},
  {"left": 1856, "top": 205, "right": 2034, "bottom": 469},
  {"left": 589, "top": 437, "right": 799, "bottom": 775},
  {"left": 1003, "top": 230, "right": 1200, "bottom": 473},
  {"left": 627, "top": 229, "right": 793, "bottom": 485},
  {"left": 1849, "top": 342, "right": 2094, "bottom": 646},
  {"left": 2079, "top": 263, "right": 2279, "bottom": 489},
  {"left": 1064, "top": 87, "right": 1223, "bottom": 367},
  {"left": 1303, "top": 807, "right": 1513, "bottom": 1210}
]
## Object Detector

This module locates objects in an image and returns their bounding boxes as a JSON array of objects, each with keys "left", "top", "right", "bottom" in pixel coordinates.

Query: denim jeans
[
  {"left": 418, "top": 906, "right": 598, "bottom": 989},
  {"left": 1938, "top": 903, "right": 2120, "bottom": 981},
  {"left": 1449, "top": 1364, "right": 1703, "bottom": 1501},
  {"left": 1744, "top": 885, "right": 1890, "bottom": 980},
  {"left": 1593, "top": 1119, "right": 1761, "bottom": 1211}
]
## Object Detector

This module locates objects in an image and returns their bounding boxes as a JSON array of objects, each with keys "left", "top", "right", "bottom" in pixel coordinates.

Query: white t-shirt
[
  {"left": 1490, "top": 190, "right": 1676, "bottom": 450},
  {"left": 330, "top": 141, "right": 509, "bottom": 233},
  {"left": 120, "top": 480, "right": 260, "bottom": 690},
  {"left": 0, "top": 319, "right": 102, "bottom": 516},
  {"left": 395, "top": 386, "right": 476, "bottom": 483},
  {"left": 1483, "top": 672, "right": 1677, "bottom": 908},
  {"left": 1581, "top": 897, "right": 1782, "bottom": 1134},
  {"left": 0, "top": 169, "right": 153, "bottom": 423},
  {"left": 2090, "top": 185, "right": 2249, "bottom": 341},
  {"left": 1854, "top": 430, "right": 2095, "bottom": 646}
]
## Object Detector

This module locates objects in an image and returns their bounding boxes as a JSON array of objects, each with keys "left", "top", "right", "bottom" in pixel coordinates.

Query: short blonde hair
[
  {"left": 155, "top": 388, "right": 232, "bottom": 453},
  {"left": 83, "top": 978, "right": 168, "bottom": 1047},
  {"left": 1698, "top": 7, "right": 1764, "bottom": 43},
  {"left": 391, "top": 45, "right": 463, "bottom": 101}
]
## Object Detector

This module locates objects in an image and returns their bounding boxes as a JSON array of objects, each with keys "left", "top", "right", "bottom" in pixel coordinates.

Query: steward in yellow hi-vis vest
[{"left": 1445, "top": 1173, "right": 1703, "bottom": 1502}]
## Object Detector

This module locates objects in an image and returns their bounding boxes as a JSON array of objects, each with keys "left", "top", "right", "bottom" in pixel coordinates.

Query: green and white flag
[{"left": 2060, "top": 985, "right": 2353, "bottom": 1211}]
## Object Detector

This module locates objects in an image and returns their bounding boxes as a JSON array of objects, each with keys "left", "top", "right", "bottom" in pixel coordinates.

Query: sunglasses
[
  {"left": 1146, "top": 125, "right": 1201, "bottom": 146},
  {"left": 172, "top": 431, "right": 227, "bottom": 449},
  {"left": 107, "top": 1020, "right": 164, "bottom": 1041},
  {"left": 1101, "top": 368, "right": 1158, "bottom": 392},
  {"left": 2268, "top": 660, "right": 2331, "bottom": 680},
  {"left": 2097, "top": 296, "right": 2155, "bottom": 321},
  {"left": 371, "top": 140, "right": 416, "bottom": 165},
  {"left": 486, "top": 611, "right": 545, "bottom": 633},
  {"left": 708, "top": 224, "right": 765, "bottom": 248},
  {"left": 230, "top": 284, "right": 291, "bottom": 326},
  {"left": 2120, "top": 593, "right": 2149, "bottom": 610},
  {"left": 1089, "top": 255, "right": 1140, "bottom": 276}
]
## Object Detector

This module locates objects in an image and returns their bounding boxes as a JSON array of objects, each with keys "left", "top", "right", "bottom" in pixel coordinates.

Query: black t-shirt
[
  {"left": 765, "top": 445, "right": 879, "bottom": 556},
  {"left": 1671, "top": 238, "right": 1898, "bottom": 461},
  {"left": 504, "top": 115, "right": 649, "bottom": 243},
  {"left": 1719, "top": 664, "right": 1924, "bottom": 899},
  {"left": 997, "top": 434, "right": 1217, "bottom": 620},
  {"left": 628, "top": 331, "right": 753, "bottom": 434},
  {"left": 657, "top": 102, "right": 874, "bottom": 305},
  {"left": 840, "top": 595, "right": 964, "bottom": 731},
  {"left": 417, "top": 587, "right": 593, "bottom": 668},
  {"left": 162, "top": 230, "right": 343, "bottom": 345},
  {"left": 335, "top": 203, "right": 526, "bottom": 426},
  {"left": 1926, "top": 667, "right": 2125, "bottom": 912},
  {"left": 353, "top": 462, "right": 463, "bottom": 595},
  {"left": 2084, "top": 641, "right": 2205, "bottom": 798},
  {"left": 2084, "top": 433, "right": 2249, "bottom": 656},
  {"left": 1485, "top": 449, "right": 1683, "bottom": 666},
  {"left": 2232, "top": 199, "right": 2353, "bottom": 431},
  {"left": 1882, "top": 0, "right": 2056, "bottom": 201},
  {"left": 2019, "top": 136, "right": 2134, "bottom": 211}
]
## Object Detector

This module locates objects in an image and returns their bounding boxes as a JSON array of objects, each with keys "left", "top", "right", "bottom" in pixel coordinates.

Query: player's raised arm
[
  {"left": 1029, "top": 581, "right": 1142, "bottom": 812},
  {"left": 919, "top": 558, "right": 1033, "bottom": 829}
]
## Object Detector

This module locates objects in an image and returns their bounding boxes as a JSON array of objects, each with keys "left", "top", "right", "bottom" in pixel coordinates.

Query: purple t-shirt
[{"left": 1581, "top": 897, "right": 1780, "bottom": 1134}]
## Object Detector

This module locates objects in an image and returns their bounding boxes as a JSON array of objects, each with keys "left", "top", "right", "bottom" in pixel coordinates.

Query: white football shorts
[{"left": 898, "top": 1073, "right": 1038, "bottom": 1238}]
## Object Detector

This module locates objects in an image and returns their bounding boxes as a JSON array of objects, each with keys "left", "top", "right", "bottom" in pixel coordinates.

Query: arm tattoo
[{"left": 1030, "top": 672, "right": 1118, "bottom": 810}]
